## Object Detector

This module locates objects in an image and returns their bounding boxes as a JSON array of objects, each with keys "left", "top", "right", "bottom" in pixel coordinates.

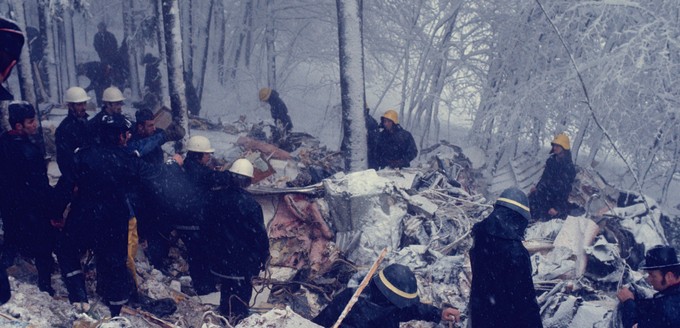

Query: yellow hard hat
[
  {"left": 381, "top": 109, "right": 399, "bottom": 124},
  {"left": 551, "top": 133, "right": 570, "bottom": 150},
  {"left": 259, "top": 88, "right": 272, "bottom": 102}
]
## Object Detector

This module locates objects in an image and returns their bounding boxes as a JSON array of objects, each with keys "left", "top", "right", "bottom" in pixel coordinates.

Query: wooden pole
[{"left": 331, "top": 247, "right": 388, "bottom": 328}]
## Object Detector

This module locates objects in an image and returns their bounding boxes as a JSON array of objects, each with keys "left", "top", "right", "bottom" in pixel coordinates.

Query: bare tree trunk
[
  {"left": 337, "top": 0, "right": 368, "bottom": 172},
  {"left": 197, "top": 0, "right": 216, "bottom": 102},
  {"left": 63, "top": 6, "right": 77, "bottom": 87},
  {"left": 154, "top": 0, "right": 171, "bottom": 106},
  {"left": 216, "top": 0, "right": 226, "bottom": 85},
  {"left": 44, "top": 4, "right": 61, "bottom": 101},
  {"left": 123, "top": 0, "right": 141, "bottom": 100},
  {"left": 265, "top": 0, "right": 277, "bottom": 89},
  {"left": 37, "top": 0, "right": 57, "bottom": 102},
  {"left": 10, "top": 0, "right": 37, "bottom": 107},
  {"left": 244, "top": 0, "right": 253, "bottom": 68},
  {"left": 162, "top": 0, "right": 189, "bottom": 147},
  {"left": 231, "top": 0, "right": 253, "bottom": 79}
]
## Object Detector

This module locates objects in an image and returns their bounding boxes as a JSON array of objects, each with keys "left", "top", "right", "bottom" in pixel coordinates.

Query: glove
[{"left": 164, "top": 121, "right": 186, "bottom": 142}]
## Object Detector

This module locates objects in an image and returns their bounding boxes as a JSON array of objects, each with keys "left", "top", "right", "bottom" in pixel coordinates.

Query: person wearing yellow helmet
[
  {"left": 375, "top": 109, "right": 418, "bottom": 169},
  {"left": 529, "top": 133, "right": 577, "bottom": 221},
  {"left": 258, "top": 88, "right": 293, "bottom": 149}
]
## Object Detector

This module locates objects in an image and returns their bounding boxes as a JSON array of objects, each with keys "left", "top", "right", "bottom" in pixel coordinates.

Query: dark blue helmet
[
  {"left": 372, "top": 263, "right": 420, "bottom": 309},
  {"left": 496, "top": 187, "right": 531, "bottom": 220}
]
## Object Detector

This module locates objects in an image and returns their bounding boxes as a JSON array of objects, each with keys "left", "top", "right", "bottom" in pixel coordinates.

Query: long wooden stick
[{"left": 332, "top": 247, "right": 388, "bottom": 328}]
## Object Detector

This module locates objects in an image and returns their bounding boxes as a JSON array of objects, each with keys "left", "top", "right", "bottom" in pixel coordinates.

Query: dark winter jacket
[
  {"left": 266, "top": 90, "right": 293, "bottom": 133},
  {"left": 93, "top": 30, "right": 118, "bottom": 65},
  {"left": 179, "top": 159, "right": 232, "bottom": 228},
  {"left": 0, "top": 131, "right": 55, "bottom": 250},
  {"left": 312, "top": 282, "right": 441, "bottom": 328},
  {"left": 129, "top": 129, "right": 166, "bottom": 165},
  {"left": 530, "top": 151, "right": 576, "bottom": 220},
  {"left": 207, "top": 186, "right": 269, "bottom": 276},
  {"left": 620, "top": 284, "right": 680, "bottom": 328},
  {"left": 375, "top": 125, "right": 418, "bottom": 169},
  {"left": 55, "top": 110, "right": 90, "bottom": 174},
  {"left": 469, "top": 206, "right": 543, "bottom": 328}
]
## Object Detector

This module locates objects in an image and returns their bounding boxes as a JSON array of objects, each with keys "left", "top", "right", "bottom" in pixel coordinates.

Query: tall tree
[
  {"left": 154, "top": 0, "right": 171, "bottom": 106},
  {"left": 123, "top": 0, "right": 141, "bottom": 100},
  {"left": 265, "top": 0, "right": 277, "bottom": 89},
  {"left": 162, "top": 0, "right": 189, "bottom": 145},
  {"left": 9, "top": 0, "right": 37, "bottom": 107},
  {"left": 337, "top": 0, "right": 367, "bottom": 171}
]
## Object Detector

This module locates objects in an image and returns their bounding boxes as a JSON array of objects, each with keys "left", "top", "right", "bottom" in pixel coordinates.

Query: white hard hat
[
  {"left": 102, "top": 87, "right": 125, "bottom": 102},
  {"left": 64, "top": 87, "right": 91, "bottom": 103},
  {"left": 186, "top": 135, "right": 215, "bottom": 153},
  {"left": 229, "top": 158, "right": 254, "bottom": 178}
]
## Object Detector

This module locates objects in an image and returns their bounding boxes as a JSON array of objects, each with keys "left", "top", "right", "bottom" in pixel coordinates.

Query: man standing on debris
[
  {"left": 128, "top": 108, "right": 184, "bottom": 272},
  {"left": 468, "top": 188, "right": 543, "bottom": 328},
  {"left": 56, "top": 86, "right": 91, "bottom": 174},
  {"left": 180, "top": 136, "right": 233, "bottom": 296},
  {"left": 617, "top": 245, "right": 680, "bottom": 328},
  {"left": 206, "top": 158, "right": 270, "bottom": 323},
  {"left": 313, "top": 263, "right": 460, "bottom": 327},
  {"left": 0, "top": 102, "right": 58, "bottom": 297},
  {"left": 0, "top": 17, "right": 25, "bottom": 304},
  {"left": 375, "top": 109, "right": 418, "bottom": 169},
  {"left": 259, "top": 87, "right": 293, "bottom": 149},
  {"left": 529, "top": 133, "right": 576, "bottom": 221}
]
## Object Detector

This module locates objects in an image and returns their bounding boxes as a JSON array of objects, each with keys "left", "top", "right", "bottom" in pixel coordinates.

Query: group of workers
[{"left": 1, "top": 16, "right": 677, "bottom": 328}]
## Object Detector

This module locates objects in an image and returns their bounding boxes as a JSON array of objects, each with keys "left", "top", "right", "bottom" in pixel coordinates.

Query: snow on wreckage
[{"left": 3, "top": 110, "right": 680, "bottom": 327}]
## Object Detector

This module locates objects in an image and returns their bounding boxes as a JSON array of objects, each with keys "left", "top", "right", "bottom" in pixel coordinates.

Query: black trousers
[{"left": 176, "top": 229, "right": 215, "bottom": 295}]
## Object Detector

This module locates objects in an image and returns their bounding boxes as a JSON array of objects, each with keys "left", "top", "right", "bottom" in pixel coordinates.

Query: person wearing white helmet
[
  {"left": 205, "top": 158, "right": 269, "bottom": 323},
  {"left": 55, "top": 86, "right": 91, "bottom": 173},
  {"left": 178, "top": 135, "right": 233, "bottom": 297},
  {"left": 89, "top": 86, "right": 125, "bottom": 144}
]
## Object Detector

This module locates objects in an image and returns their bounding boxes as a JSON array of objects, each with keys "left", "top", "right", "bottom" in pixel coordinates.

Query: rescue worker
[
  {"left": 313, "top": 263, "right": 460, "bottom": 327},
  {"left": 375, "top": 109, "right": 418, "bottom": 169},
  {"left": 617, "top": 245, "right": 680, "bottom": 328},
  {"left": 55, "top": 86, "right": 91, "bottom": 174},
  {"left": 0, "top": 16, "right": 25, "bottom": 305},
  {"left": 258, "top": 88, "right": 293, "bottom": 149},
  {"left": 55, "top": 113, "right": 170, "bottom": 316},
  {"left": 93, "top": 22, "right": 118, "bottom": 66},
  {"left": 180, "top": 136, "right": 233, "bottom": 296},
  {"left": 529, "top": 133, "right": 576, "bottom": 221},
  {"left": 89, "top": 86, "right": 125, "bottom": 146},
  {"left": 206, "top": 158, "right": 269, "bottom": 323},
  {"left": 129, "top": 108, "right": 184, "bottom": 270},
  {"left": 0, "top": 102, "right": 57, "bottom": 296},
  {"left": 468, "top": 188, "right": 543, "bottom": 328}
]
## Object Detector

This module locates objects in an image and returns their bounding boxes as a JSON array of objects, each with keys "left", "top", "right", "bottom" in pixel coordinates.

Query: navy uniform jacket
[
  {"left": 56, "top": 111, "right": 90, "bottom": 174},
  {"left": 312, "top": 285, "right": 440, "bottom": 328},
  {"left": 206, "top": 186, "right": 269, "bottom": 276},
  {"left": 620, "top": 284, "right": 680, "bottom": 328},
  {"left": 469, "top": 206, "right": 543, "bottom": 328},
  {"left": 376, "top": 125, "right": 418, "bottom": 169}
]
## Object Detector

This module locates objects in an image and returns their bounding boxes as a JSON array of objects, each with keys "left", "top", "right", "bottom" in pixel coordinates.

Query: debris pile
[{"left": 2, "top": 111, "right": 679, "bottom": 327}]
